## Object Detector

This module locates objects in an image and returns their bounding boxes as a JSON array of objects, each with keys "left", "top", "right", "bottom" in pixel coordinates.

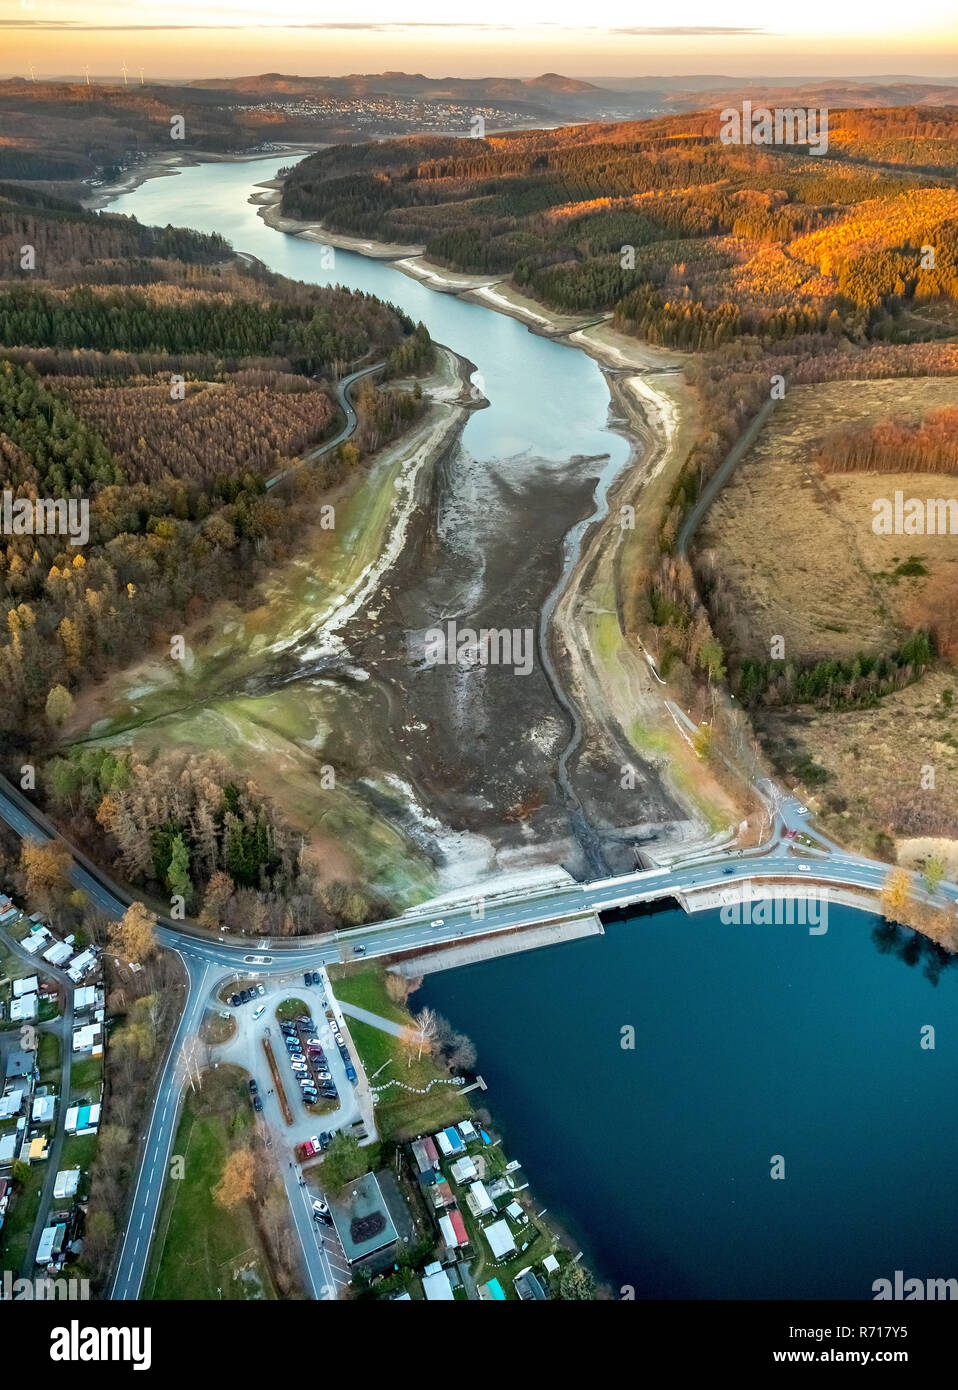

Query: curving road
[{"left": 264, "top": 361, "right": 384, "bottom": 490}]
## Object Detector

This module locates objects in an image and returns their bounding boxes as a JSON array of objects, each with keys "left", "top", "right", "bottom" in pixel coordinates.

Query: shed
[
  {"left": 421, "top": 1263, "right": 454, "bottom": 1301},
  {"left": 54, "top": 1168, "right": 80, "bottom": 1200},
  {"left": 483, "top": 1219, "right": 517, "bottom": 1260},
  {"left": 32, "top": 1094, "right": 56, "bottom": 1125}
]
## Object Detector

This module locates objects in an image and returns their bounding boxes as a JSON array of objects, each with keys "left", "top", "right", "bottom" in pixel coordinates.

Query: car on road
[
  {"left": 353, "top": 944, "right": 366, "bottom": 955},
  {"left": 430, "top": 918, "right": 444, "bottom": 928},
  {"left": 345, "top": 1065, "right": 357, "bottom": 1084},
  {"left": 252, "top": 1005, "right": 266, "bottom": 1021},
  {"left": 723, "top": 867, "right": 734, "bottom": 875},
  {"left": 798, "top": 863, "right": 811, "bottom": 872},
  {"left": 796, "top": 804, "right": 808, "bottom": 814}
]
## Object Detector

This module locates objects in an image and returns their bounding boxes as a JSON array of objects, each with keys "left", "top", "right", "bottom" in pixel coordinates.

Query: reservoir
[
  {"left": 420, "top": 902, "right": 958, "bottom": 1298},
  {"left": 112, "top": 160, "right": 958, "bottom": 1299}
]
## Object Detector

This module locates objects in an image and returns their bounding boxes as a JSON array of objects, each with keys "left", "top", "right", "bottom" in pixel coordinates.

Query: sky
[{"left": 3, "top": 1, "right": 958, "bottom": 82}]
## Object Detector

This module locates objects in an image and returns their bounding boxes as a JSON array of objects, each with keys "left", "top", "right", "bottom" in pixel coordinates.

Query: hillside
[{"left": 281, "top": 107, "right": 958, "bottom": 348}]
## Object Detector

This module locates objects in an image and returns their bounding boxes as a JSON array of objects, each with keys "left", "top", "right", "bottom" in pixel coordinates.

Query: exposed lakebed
[{"left": 85, "top": 156, "right": 686, "bottom": 903}]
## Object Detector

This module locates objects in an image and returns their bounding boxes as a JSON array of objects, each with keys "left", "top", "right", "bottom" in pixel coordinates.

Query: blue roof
[
  {"left": 485, "top": 1278, "right": 506, "bottom": 1300},
  {"left": 443, "top": 1126, "right": 466, "bottom": 1153}
]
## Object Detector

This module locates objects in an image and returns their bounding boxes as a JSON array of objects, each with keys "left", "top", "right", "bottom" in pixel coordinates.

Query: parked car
[
  {"left": 229, "top": 994, "right": 241, "bottom": 1008},
  {"left": 311, "top": 971, "right": 322, "bottom": 985},
  {"left": 249, "top": 1079, "right": 258, "bottom": 1094},
  {"left": 290, "top": 1053, "right": 306, "bottom": 1064},
  {"left": 345, "top": 1066, "right": 357, "bottom": 1084},
  {"left": 318, "top": 1132, "right": 331, "bottom": 1149},
  {"left": 239, "top": 989, "right": 251, "bottom": 1004},
  {"left": 312, "top": 1200, "right": 332, "bottom": 1225},
  {"left": 304, "top": 972, "right": 312, "bottom": 986},
  {"left": 315, "top": 1070, "right": 331, "bottom": 1082},
  {"left": 320, "top": 1087, "right": 338, "bottom": 1099},
  {"left": 252, "top": 1095, "right": 263, "bottom": 1113},
  {"left": 256, "top": 983, "right": 265, "bottom": 996}
]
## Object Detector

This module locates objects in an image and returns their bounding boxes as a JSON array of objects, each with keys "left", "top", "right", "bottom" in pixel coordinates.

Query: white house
[{"left": 483, "top": 1219, "right": 517, "bottom": 1261}]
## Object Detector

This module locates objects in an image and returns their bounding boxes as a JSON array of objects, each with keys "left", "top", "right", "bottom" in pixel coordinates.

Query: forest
[
  {"left": 0, "top": 185, "right": 431, "bottom": 767},
  {"left": 282, "top": 106, "right": 958, "bottom": 349}
]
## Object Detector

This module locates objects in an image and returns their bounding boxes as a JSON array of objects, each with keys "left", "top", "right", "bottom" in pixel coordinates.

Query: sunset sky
[{"left": 3, "top": 1, "right": 958, "bottom": 81}]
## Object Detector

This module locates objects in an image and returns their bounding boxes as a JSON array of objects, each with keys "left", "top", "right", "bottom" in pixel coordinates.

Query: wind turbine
[
  {"left": 29, "top": 64, "right": 36, "bottom": 83},
  {"left": 121, "top": 61, "right": 128, "bottom": 86},
  {"left": 138, "top": 67, "right": 144, "bottom": 86},
  {"left": 83, "top": 65, "right": 90, "bottom": 86}
]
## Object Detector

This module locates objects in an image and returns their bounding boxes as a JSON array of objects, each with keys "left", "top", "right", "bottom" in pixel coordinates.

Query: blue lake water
[{"left": 419, "top": 904, "right": 958, "bottom": 1299}]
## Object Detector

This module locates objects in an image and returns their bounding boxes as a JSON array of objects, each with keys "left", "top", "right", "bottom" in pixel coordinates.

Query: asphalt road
[{"left": 265, "top": 362, "right": 384, "bottom": 491}]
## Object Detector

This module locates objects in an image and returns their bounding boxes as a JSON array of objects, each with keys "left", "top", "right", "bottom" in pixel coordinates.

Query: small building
[
  {"left": 411, "top": 1135, "right": 440, "bottom": 1174},
  {"left": 514, "top": 1270, "right": 547, "bottom": 1301},
  {"left": 429, "top": 1180, "right": 454, "bottom": 1210},
  {"left": 0, "top": 1134, "right": 17, "bottom": 1167},
  {"left": 327, "top": 1171, "right": 399, "bottom": 1266},
  {"left": 54, "top": 1168, "right": 80, "bottom": 1201},
  {"left": 65, "top": 1103, "right": 100, "bottom": 1135},
  {"left": 74, "top": 986, "right": 98, "bottom": 1013},
  {"left": 458, "top": 1119, "right": 478, "bottom": 1145},
  {"left": 479, "top": 1277, "right": 506, "bottom": 1301},
  {"left": 438, "top": 1213, "right": 460, "bottom": 1251},
  {"left": 506, "top": 1199, "right": 528, "bottom": 1225},
  {"left": 0, "top": 896, "right": 18, "bottom": 925},
  {"left": 421, "top": 1261, "right": 454, "bottom": 1301},
  {"left": 11, "top": 993, "right": 38, "bottom": 1022},
  {"left": 483, "top": 1219, "right": 517, "bottom": 1261},
  {"left": 42, "top": 941, "right": 72, "bottom": 968},
  {"left": 13, "top": 976, "right": 39, "bottom": 998},
  {"left": 72, "top": 1023, "right": 102, "bottom": 1057},
  {"left": 21, "top": 926, "right": 51, "bottom": 956},
  {"left": 449, "top": 1155, "right": 478, "bottom": 1185},
  {"left": 448, "top": 1208, "right": 468, "bottom": 1248},
  {"left": 32, "top": 1094, "right": 56, "bottom": 1125},
  {"left": 36, "top": 1222, "right": 67, "bottom": 1267},
  {"left": 67, "top": 949, "right": 97, "bottom": 983},
  {"left": 467, "top": 1180, "right": 495, "bottom": 1217},
  {"left": 441, "top": 1125, "right": 466, "bottom": 1153},
  {"left": 542, "top": 1254, "right": 560, "bottom": 1276},
  {"left": 0, "top": 1089, "right": 24, "bottom": 1121},
  {"left": 4, "top": 1049, "right": 34, "bottom": 1083},
  {"left": 27, "top": 1135, "right": 50, "bottom": 1163}
]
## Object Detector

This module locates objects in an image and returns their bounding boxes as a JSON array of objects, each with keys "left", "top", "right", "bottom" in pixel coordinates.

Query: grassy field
[
  {"left": 758, "top": 667, "right": 958, "bottom": 856},
  {"left": 37, "top": 1030, "right": 60, "bottom": 1085},
  {"left": 700, "top": 377, "right": 958, "bottom": 665},
  {"left": 700, "top": 377, "right": 958, "bottom": 864},
  {"left": 143, "top": 1066, "right": 276, "bottom": 1301},
  {"left": 330, "top": 968, "right": 470, "bottom": 1141},
  {"left": 0, "top": 1161, "right": 44, "bottom": 1273},
  {"left": 69, "top": 1055, "right": 103, "bottom": 1101}
]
